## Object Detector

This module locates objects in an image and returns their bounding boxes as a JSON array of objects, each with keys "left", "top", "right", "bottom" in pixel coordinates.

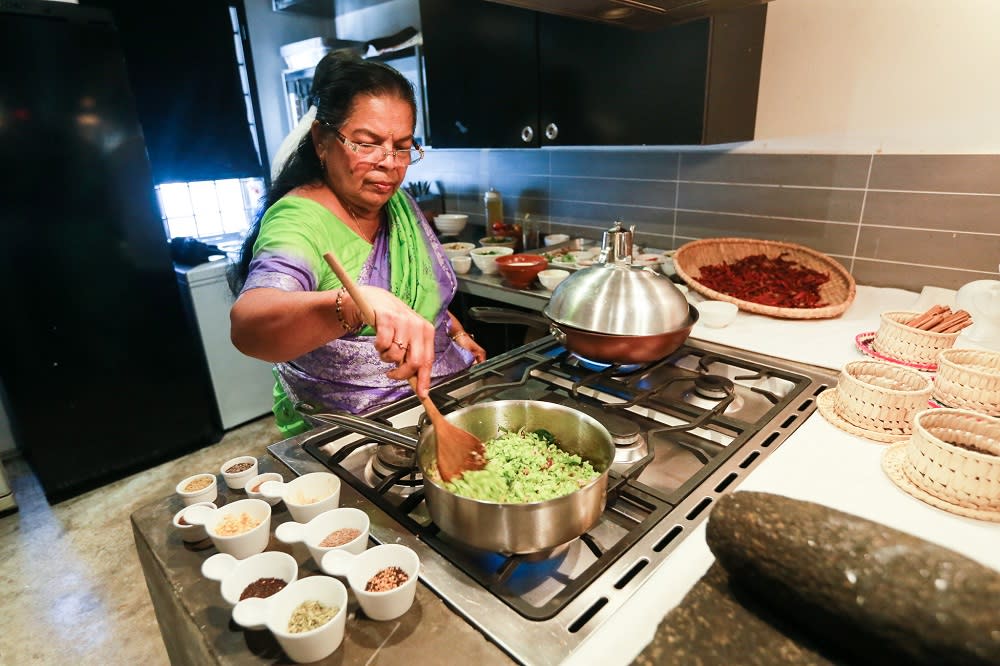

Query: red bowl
[{"left": 494, "top": 254, "right": 549, "bottom": 289}]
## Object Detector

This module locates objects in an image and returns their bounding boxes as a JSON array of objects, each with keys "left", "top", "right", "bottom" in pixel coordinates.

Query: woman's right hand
[{"left": 349, "top": 286, "right": 436, "bottom": 397}]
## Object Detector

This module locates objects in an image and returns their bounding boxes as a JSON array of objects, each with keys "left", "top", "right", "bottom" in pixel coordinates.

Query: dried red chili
[{"left": 696, "top": 252, "right": 830, "bottom": 309}]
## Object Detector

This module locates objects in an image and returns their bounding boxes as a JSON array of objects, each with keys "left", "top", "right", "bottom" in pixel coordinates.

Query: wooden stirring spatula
[{"left": 321, "top": 251, "right": 485, "bottom": 482}]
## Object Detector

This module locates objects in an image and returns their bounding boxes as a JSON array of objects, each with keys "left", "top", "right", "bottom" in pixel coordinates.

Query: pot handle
[
  {"left": 468, "top": 306, "right": 548, "bottom": 328},
  {"left": 298, "top": 406, "right": 419, "bottom": 451}
]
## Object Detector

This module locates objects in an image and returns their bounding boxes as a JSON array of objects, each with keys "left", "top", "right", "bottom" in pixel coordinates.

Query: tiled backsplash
[{"left": 415, "top": 150, "right": 1000, "bottom": 291}]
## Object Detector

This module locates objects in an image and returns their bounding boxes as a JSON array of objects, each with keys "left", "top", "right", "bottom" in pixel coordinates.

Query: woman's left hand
[{"left": 452, "top": 331, "right": 486, "bottom": 364}]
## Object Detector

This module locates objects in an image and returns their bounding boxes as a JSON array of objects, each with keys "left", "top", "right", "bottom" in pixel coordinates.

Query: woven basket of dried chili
[{"left": 674, "top": 238, "right": 856, "bottom": 319}]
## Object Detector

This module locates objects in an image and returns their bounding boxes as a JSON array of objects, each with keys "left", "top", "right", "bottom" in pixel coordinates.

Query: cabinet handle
[
  {"left": 520, "top": 125, "right": 534, "bottom": 143},
  {"left": 544, "top": 123, "right": 559, "bottom": 141}
]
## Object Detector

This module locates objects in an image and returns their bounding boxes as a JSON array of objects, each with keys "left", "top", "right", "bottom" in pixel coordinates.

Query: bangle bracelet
[
  {"left": 450, "top": 330, "right": 473, "bottom": 342},
  {"left": 335, "top": 288, "right": 361, "bottom": 333}
]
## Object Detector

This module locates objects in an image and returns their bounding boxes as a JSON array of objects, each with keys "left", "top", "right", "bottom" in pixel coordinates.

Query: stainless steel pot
[{"left": 307, "top": 400, "right": 615, "bottom": 555}]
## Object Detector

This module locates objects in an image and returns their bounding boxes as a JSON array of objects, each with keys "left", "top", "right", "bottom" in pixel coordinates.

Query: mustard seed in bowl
[{"left": 225, "top": 461, "right": 254, "bottom": 474}]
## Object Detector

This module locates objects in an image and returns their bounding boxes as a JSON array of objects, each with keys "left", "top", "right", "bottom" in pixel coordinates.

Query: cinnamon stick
[
  {"left": 930, "top": 310, "right": 971, "bottom": 333},
  {"left": 906, "top": 305, "right": 948, "bottom": 329}
]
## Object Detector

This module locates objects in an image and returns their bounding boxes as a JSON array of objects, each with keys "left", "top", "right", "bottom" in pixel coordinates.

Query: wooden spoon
[{"left": 321, "top": 251, "right": 485, "bottom": 482}]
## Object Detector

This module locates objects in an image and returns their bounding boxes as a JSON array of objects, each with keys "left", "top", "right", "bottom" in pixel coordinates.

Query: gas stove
[{"left": 268, "top": 336, "right": 837, "bottom": 665}]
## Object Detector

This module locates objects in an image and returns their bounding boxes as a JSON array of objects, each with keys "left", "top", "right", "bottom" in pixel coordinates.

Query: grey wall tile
[
  {"left": 862, "top": 191, "right": 1000, "bottom": 234},
  {"left": 550, "top": 149, "right": 680, "bottom": 180},
  {"left": 548, "top": 199, "right": 674, "bottom": 231},
  {"left": 549, "top": 176, "right": 677, "bottom": 209},
  {"left": 674, "top": 212, "right": 858, "bottom": 257},
  {"left": 869, "top": 155, "right": 1000, "bottom": 194},
  {"left": 423, "top": 149, "right": 481, "bottom": 174},
  {"left": 486, "top": 149, "right": 550, "bottom": 176},
  {"left": 679, "top": 183, "right": 864, "bottom": 222},
  {"left": 855, "top": 227, "right": 1000, "bottom": 273},
  {"left": 679, "top": 153, "right": 871, "bottom": 188},
  {"left": 851, "top": 259, "right": 992, "bottom": 292}
]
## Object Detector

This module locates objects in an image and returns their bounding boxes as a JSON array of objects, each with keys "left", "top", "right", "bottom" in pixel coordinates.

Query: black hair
[{"left": 229, "top": 49, "right": 417, "bottom": 294}]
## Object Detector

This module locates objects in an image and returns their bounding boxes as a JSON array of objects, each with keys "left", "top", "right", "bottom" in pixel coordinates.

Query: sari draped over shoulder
[{"left": 241, "top": 191, "right": 473, "bottom": 430}]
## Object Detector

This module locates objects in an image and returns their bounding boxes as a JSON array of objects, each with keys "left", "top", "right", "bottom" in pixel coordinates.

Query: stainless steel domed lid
[{"left": 543, "top": 222, "right": 692, "bottom": 336}]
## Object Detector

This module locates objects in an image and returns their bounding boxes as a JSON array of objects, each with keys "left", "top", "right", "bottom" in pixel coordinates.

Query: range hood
[{"left": 486, "top": 0, "right": 773, "bottom": 30}]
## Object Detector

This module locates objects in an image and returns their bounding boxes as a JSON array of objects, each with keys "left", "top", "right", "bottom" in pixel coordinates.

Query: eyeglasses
[{"left": 333, "top": 130, "right": 423, "bottom": 165}]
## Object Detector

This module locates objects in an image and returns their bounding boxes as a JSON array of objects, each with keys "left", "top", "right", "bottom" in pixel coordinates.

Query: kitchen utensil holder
[
  {"left": 903, "top": 408, "right": 1000, "bottom": 512},
  {"left": 834, "top": 360, "right": 932, "bottom": 437},
  {"left": 872, "top": 311, "right": 961, "bottom": 366},
  {"left": 932, "top": 348, "right": 1000, "bottom": 416}
]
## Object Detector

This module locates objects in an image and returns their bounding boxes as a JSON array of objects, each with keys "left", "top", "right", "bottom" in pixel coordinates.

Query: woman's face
[{"left": 316, "top": 93, "right": 416, "bottom": 214}]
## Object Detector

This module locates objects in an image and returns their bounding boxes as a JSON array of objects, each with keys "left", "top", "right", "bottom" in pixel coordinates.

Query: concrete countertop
[{"left": 131, "top": 456, "right": 513, "bottom": 666}]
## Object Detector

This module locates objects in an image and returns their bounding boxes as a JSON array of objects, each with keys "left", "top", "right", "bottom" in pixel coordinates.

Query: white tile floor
[{"left": 0, "top": 416, "right": 280, "bottom": 665}]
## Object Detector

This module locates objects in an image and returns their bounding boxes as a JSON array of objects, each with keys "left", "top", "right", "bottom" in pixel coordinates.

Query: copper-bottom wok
[{"left": 468, "top": 305, "right": 698, "bottom": 364}]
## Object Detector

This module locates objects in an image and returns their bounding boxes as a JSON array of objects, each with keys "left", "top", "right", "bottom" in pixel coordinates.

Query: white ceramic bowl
[
  {"left": 449, "top": 255, "right": 472, "bottom": 274},
  {"left": 172, "top": 501, "right": 217, "bottom": 543},
  {"left": 276, "top": 507, "right": 370, "bottom": 566},
  {"left": 660, "top": 250, "right": 677, "bottom": 276},
  {"left": 441, "top": 241, "right": 476, "bottom": 258},
  {"left": 537, "top": 269, "right": 570, "bottom": 291},
  {"left": 175, "top": 473, "right": 218, "bottom": 506},
  {"left": 543, "top": 233, "right": 570, "bottom": 247},
  {"left": 469, "top": 246, "right": 514, "bottom": 275},
  {"left": 245, "top": 472, "right": 283, "bottom": 505},
  {"left": 220, "top": 455, "right": 258, "bottom": 491},
  {"left": 233, "top": 576, "right": 348, "bottom": 664},
  {"left": 698, "top": 300, "right": 739, "bottom": 328},
  {"left": 183, "top": 498, "right": 272, "bottom": 559},
  {"left": 435, "top": 213, "right": 468, "bottom": 236},
  {"left": 261, "top": 472, "right": 341, "bottom": 524},
  {"left": 321, "top": 543, "right": 419, "bottom": 621},
  {"left": 202, "top": 550, "right": 300, "bottom": 613}
]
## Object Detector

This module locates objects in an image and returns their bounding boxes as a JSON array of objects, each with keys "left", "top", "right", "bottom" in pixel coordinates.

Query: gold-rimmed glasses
[{"left": 332, "top": 129, "right": 423, "bottom": 165}]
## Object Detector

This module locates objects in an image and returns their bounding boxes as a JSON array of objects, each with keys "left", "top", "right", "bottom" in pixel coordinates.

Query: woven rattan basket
[
  {"left": 673, "top": 238, "right": 856, "bottom": 319},
  {"left": 834, "top": 361, "right": 933, "bottom": 437},
  {"left": 933, "top": 348, "right": 1000, "bottom": 416},
  {"left": 901, "top": 409, "right": 1000, "bottom": 512},
  {"left": 872, "top": 311, "right": 961, "bottom": 367}
]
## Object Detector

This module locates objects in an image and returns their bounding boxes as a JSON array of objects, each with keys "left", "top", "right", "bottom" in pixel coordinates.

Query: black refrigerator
[{"left": 0, "top": 1, "right": 222, "bottom": 502}]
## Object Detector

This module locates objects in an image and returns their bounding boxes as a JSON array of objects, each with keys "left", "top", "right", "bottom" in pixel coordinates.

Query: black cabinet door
[
  {"left": 421, "top": 1, "right": 765, "bottom": 148},
  {"left": 421, "top": 0, "right": 539, "bottom": 148},
  {"left": 537, "top": 14, "right": 710, "bottom": 146}
]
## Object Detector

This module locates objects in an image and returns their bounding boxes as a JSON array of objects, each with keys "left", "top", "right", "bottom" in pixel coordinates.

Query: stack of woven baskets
[{"left": 818, "top": 307, "right": 1000, "bottom": 521}]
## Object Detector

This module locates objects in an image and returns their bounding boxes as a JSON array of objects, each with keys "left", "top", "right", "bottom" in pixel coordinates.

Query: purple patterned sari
[{"left": 242, "top": 193, "right": 473, "bottom": 421}]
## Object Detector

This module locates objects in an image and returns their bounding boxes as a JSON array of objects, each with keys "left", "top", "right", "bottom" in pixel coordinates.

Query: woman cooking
[{"left": 230, "top": 50, "right": 485, "bottom": 436}]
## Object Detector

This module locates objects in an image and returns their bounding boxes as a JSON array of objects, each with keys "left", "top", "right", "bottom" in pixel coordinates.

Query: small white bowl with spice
[
  {"left": 172, "top": 501, "right": 217, "bottom": 543},
  {"left": 260, "top": 472, "right": 341, "bottom": 523},
  {"left": 275, "top": 507, "right": 370, "bottom": 566},
  {"left": 175, "top": 472, "right": 218, "bottom": 506},
  {"left": 245, "top": 472, "right": 283, "bottom": 505},
  {"left": 182, "top": 498, "right": 272, "bottom": 559},
  {"left": 220, "top": 455, "right": 259, "bottom": 491},
  {"left": 320, "top": 543, "right": 419, "bottom": 621},
  {"left": 233, "top": 576, "right": 348, "bottom": 664},
  {"left": 202, "top": 550, "right": 300, "bottom": 625}
]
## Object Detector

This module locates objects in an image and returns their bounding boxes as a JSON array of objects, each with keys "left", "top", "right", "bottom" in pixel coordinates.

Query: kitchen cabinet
[{"left": 419, "top": 0, "right": 766, "bottom": 147}]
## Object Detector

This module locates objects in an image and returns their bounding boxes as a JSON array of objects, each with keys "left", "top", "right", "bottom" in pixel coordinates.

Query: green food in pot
[{"left": 442, "top": 429, "right": 599, "bottom": 503}]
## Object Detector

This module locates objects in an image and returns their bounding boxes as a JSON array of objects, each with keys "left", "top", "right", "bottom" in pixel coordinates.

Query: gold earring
[{"left": 319, "top": 154, "right": 326, "bottom": 170}]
